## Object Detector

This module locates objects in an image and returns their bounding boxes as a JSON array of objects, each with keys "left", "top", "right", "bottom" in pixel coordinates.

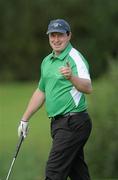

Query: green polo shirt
[{"left": 38, "top": 43, "right": 91, "bottom": 117}]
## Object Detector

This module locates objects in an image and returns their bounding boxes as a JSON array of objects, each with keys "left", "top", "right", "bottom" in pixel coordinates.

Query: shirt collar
[{"left": 50, "top": 43, "right": 72, "bottom": 60}]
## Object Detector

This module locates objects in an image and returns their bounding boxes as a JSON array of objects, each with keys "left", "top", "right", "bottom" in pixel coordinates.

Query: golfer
[{"left": 18, "top": 19, "right": 92, "bottom": 180}]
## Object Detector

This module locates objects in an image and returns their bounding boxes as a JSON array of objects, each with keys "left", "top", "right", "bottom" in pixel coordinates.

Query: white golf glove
[{"left": 18, "top": 120, "right": 28, "bottom": 138}]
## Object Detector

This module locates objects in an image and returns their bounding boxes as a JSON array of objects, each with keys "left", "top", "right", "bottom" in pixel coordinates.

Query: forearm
[
  {"left": 69, "top": 75, "right": 92, "bottom": 94},
  {"left": 59, "top": 63, "right": 92, "bottom": 94},
  {"left": 21, "top": 89, "right": 45, "bottom": 121}
]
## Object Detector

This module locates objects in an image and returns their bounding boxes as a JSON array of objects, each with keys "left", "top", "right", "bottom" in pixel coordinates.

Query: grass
[
  {"left": 0, "top": 82, "right": 51, "bottom": 180},
  {"left": 0, "top": 82, "right": 117, "bottom": 180}
]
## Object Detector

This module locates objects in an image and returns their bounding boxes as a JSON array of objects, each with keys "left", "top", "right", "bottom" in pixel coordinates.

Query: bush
[{"left": 86, "top": 60, "right": 118, "bottom": 178}]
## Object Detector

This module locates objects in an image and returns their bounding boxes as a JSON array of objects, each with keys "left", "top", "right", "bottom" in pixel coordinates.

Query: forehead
[{"left": 49, "top": 32, "right": 67, "bottom": 36}]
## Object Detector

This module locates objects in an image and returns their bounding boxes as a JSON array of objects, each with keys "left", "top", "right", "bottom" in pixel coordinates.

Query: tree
[{"left": 0, "top": 0, "right": 118, "bottom": 81}]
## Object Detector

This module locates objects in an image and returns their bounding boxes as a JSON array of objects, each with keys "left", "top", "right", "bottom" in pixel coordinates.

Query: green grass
[
  {"left": 0, "top": 82, "right": 117, "bottom": 180},
  {"left": 0, "top": 82, "right": 51, "bottom": 180}
]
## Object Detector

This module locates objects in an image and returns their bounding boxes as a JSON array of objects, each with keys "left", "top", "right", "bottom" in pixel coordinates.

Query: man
[{"left": 18, "top": 19, "right": 92, "bottom": 180}]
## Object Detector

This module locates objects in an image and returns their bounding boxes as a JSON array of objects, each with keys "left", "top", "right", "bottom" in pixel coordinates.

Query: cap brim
[{"left": 46, "top": 29, "right": 67, "bottom": 34}]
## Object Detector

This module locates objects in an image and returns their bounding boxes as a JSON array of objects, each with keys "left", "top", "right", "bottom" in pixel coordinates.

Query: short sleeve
[
  {"left": 38, "top": 77, "right": 45, "bottom": 92},
  {"left": 38, "top": 62, "right": 45, "bottom": 92},
  {"left": 69, "top": 48, "right": 91, "bottom": 80}
]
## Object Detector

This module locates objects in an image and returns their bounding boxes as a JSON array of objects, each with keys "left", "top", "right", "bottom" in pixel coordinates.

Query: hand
[
  {"left": 18, "top": 120, "right": 28, "bottom": 138},
  {"left": 59, "top": 62, "right": 72, "bottom": 79}
]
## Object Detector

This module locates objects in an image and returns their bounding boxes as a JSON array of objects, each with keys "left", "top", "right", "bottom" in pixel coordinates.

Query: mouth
[{"left": 53, "top": 43, "right": 62, "bottom": 48}]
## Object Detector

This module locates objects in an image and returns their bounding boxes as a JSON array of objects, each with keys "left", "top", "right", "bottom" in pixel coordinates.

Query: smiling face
[{"left": 49, "top": 32, "right": 71, "bottom": 56}]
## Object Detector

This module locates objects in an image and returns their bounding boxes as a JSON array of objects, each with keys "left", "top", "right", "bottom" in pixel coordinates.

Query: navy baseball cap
[{"left": 46, "top": 19, "right": 71, "bottom": 34}]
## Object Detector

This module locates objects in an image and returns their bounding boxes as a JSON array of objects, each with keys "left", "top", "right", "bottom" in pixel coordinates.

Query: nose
[{"left": 54, "top": 35, "right": 59, "bottom": 42}]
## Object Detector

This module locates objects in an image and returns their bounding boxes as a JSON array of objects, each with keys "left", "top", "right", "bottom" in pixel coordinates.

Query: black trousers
[{"left": 45, "top": 111, "right": 92, "bottom": 180}]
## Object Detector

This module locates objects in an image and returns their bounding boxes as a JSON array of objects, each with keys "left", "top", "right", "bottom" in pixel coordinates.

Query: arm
[
  {"left": 69, "top": 76, "right": 92, "bottom": 94},
  {"left": 18, "top": 88, "right": 45, "bottom": 138},
  {"left": 21, "top": 88, "right": 45, "bottom": 122},
  {"left": 60, "top": 62, "right": 92, "bottom": 94}
]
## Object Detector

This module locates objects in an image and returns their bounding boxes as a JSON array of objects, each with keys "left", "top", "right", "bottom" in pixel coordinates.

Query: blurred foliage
[
  {"left": 86, "top": 60, "right": 118, "bottom": 178},
  {"left": 0, "top": 0, "right": 118, "bottom": 81}
]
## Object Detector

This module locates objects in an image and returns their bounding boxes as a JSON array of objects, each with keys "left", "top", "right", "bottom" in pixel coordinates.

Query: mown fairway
[{"left": 0, "top": 82, "right": 117, "bottom": 180}]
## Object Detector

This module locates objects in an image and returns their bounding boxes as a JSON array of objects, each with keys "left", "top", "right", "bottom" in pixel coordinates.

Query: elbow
[
  {"left": 79, "top": 86, "right": 92, "bottom": 94},
  {"left": 86, "top": 85, "right": 93, "bottom": 94},
  {"left": 87, "top": 80, "right": 93, "bottom": 94},
  {"left": 83, "top": 79, "right": 93, "bottom": 94},
  {"left": 87, "top": 87, "right": 93, "bottom": 94}
]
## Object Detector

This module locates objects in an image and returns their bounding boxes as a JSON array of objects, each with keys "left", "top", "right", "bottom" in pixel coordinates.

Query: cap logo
[{"left": 53, "top": 23, "right": 62, "bottom": 28}]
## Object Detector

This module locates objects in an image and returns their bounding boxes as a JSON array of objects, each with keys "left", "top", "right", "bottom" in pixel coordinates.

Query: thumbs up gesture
[{"left": 59, "top": 61, "right": 72, "bottom": 80}]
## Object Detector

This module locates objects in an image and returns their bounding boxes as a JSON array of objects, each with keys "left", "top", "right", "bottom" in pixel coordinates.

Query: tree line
[{"left": 0, "top": 0, "right": 118, "bottom": 81}]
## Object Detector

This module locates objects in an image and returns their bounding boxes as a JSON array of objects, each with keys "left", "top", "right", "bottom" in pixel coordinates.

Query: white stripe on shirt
[{"left": 69, "top": 48, "right": 91, "bottom": 80}]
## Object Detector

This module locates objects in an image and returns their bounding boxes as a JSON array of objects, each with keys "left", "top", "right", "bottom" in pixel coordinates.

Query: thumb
[{"left": 66, "top": 62, "right": 70, "bottom": 67}]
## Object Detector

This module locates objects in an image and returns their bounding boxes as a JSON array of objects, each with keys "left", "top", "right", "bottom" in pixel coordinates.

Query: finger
[
  {"left": 22, "top": 131, "right": 26, "bottom": 138},
  {"left": 66, "top": 62, "right": 70, "bottom": 67},
  {"left": 18, "top": 128, "right": 22, "bottom": 137}
]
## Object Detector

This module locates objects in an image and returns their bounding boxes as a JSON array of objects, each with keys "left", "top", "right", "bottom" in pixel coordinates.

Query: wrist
[
  {"left": 68, "top": 74, "right": 73, "bottom": 80},
  {"left": 21, "top": 119, "right": 28, "bottom": 123}
]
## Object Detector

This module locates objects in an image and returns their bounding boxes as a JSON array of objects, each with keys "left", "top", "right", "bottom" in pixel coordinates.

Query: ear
[{"left": 68, "top": 32, "right": 72, "bottom": 40}]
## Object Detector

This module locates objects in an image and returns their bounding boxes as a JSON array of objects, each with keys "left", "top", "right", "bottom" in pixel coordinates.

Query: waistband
[{"left": 50, "top": 110, "right": 87, "bottom": 121}]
